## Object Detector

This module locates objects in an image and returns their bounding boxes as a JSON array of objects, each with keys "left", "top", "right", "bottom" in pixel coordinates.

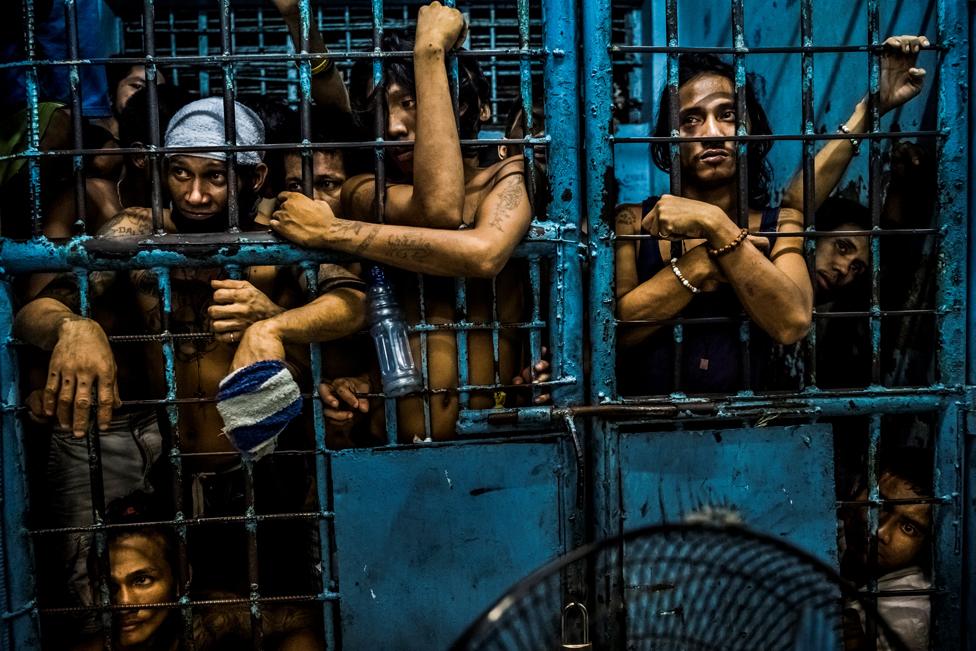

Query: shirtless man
[
  {"left": 271, "top": 1, "right": 532, "bottom": 441},
  {"left": 16, "top": 95, "right": 365, "bottom": 477}
]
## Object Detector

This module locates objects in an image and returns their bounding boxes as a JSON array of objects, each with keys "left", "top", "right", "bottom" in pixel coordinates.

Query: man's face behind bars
[
  {"left": 167, "top": 154, "right": 267, "bottom": 227},
  {"left": 385, "top": 82, "right": 418, "bottom": 176},
  {"left": 108, "top": 533, "right": 176, "bottom": 647},
  {"left": 677, "top": 73, "right": 742, "bottom": 189}
]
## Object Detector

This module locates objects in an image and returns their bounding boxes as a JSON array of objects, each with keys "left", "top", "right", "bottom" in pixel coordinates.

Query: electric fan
[{"left": 452, "top": 523, "right": 908, "bottom": 650}]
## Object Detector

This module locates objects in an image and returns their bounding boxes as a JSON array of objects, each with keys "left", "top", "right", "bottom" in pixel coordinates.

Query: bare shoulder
[
  {"left": 340, "top": 173, "right": 385, "bottom": 221},
  {"left": 614, "top": 203, "right": 642, "bottom": 235},
  {"left": 96, "top": 207, "right": 156, "bottom": 238},
  {"left": 487, "top": 155, "right": 527, "bottom": 187}
]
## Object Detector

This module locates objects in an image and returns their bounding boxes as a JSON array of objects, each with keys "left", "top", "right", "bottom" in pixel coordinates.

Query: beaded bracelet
[
  {"left": 707, "top": 228, "right": 749, "bottom": 258},
  {"left": 837, "top": 123, "right": 861, "bottom": 156},
  {"left": 670, "top": 258, "right": 701, "bottom": 294}
]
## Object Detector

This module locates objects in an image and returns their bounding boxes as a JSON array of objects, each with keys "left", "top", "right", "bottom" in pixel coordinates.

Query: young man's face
[
  {"left": 166, "top": 155, "right": 267, "bottom": 225},
  {"left": 283, "top": 150, "right": 347, "bottom": 214},
  {"left": 108, "top": 533, "right": 176, "bottom": 648},
  {"left": 854, "top": 472, "right": 931, "bottom": 573},
  {"left": 113, "top": 65, "right": 167, "bottom": 118},
  {"left": 813, "top": 222, "right": 869, "bottom": 298},
  {"left": 385, "top": 82, "right": 418, "bottom": 176},
  {"left": 677, "top": 73, "right": 742, "bottom": 188}
]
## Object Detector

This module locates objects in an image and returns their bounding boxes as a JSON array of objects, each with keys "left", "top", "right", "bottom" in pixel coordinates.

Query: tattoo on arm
[
  {"left": 488, "top": 175, "right": 525, "bottom": 233},
  {"left": 387, "top": 233, "right": 433, "bottom": 262},
  {"left": 352, "top": 225, "right": 381, "bottom": 256}
]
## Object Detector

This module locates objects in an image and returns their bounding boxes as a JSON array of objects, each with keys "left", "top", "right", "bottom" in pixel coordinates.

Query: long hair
[
  {"left": 651, "top": 53, "right": 774, "bottom": 209},
  {"left": 349, "top": 30, "right": 490, "bottom": 142}
]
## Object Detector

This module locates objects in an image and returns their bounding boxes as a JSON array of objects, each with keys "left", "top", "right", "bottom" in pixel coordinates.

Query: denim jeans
[{"left": 45, "top": 410, "right": 162, "bottom": 613}]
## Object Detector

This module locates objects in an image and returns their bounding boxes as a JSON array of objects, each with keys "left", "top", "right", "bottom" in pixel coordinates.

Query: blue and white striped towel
[{"left": 216, "top": 360, "right": 302, "bottom": 460}]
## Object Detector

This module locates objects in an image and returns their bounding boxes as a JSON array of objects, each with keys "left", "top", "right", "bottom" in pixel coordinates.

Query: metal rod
[{"left": 63, "top": 0, "right": 86, "bottom": 233}]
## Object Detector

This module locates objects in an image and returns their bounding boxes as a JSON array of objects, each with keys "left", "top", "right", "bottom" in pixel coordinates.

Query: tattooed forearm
[
  {"left": 387, "top": 233, "right": 433, "bottom": 262},
  {"left": 488, "top": 175, "right": 525, "bottom": 233},
  {"left": 352, "top": 224, "right": 381, "bottom": 256}
]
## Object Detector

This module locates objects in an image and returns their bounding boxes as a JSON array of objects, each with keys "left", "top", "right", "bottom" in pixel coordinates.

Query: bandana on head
[{"left": 164, "top": 96, "right": 265, "bottom": 165}]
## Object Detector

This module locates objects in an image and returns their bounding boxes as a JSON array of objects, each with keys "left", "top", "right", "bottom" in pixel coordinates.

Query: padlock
[{"left": 560, "top": 601, "right": 592, "bottom": 650}]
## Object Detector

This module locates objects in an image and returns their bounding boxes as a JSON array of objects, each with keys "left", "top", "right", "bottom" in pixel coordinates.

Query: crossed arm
[{"left": 615, "top": 198, "right": 812, "bottom": 347}]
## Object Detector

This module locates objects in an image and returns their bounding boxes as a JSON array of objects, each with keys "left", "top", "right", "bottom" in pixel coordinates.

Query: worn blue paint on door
[
  {"left": 330, "top": 439, "right": 576, "bottom": 649},
  {"left": 619, "top": 424, "right": 836, "bottom": 563}
]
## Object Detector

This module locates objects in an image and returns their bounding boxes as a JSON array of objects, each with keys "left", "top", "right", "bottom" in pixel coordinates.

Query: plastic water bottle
[{"left": 367, "top": 266, "right": 423, "bottom": 397}]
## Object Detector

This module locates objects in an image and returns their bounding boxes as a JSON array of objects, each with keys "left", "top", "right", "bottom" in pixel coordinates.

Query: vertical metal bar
[
  {"left": 730, "top": 0, "right": 751, "bottom": 392},
  {"left": 168, "top": 12, "right": 179, "bottom": 88},
  {"left": 155, "top": 267, "right": 195, "bottom": 650},
  {"left": 198, "top": 12, "right": 210, "bottom": 96},
  {"left": 516, "top": 0, "right": 536, "bottom": 215},
  {"left": 243, "top": 458, "right": 263, "bottom": 650},
  {"left": 867, "top": 0, "right": 882, "bottom": 386},
  {"left": 142, "top": 0, "right": 165, "bottom": 235},
  {"left": 415, "top": 275, "right": 432, "bottom": 442},
  {"left": 443, "top": 0, "right": 470, "bottom": 413},
  {"left": 22, "top": 0, "right": 44, "bottom": 238},
  {"left": 490, "top": 276, "right": 501, "bottom": 387},
  {"left": 864, "top": 413, "right": 881, "bottom": 646},
  {"left": 544, "top": 0, "right": 583, "bottom": 409},
  {"left": 63, "top": 0, "right": 87, "bottom": 233},
  {"left": 582, "top": 0, "right": 614, "bottom": 405},
  {"left": 932, "top": 401, "right": 963, "bottom": 649},
  {"left": 75, "top": 270, "right": 113, "bottom": 648},
  {"left": 528, "top": 257, "right": 542, "bottom": 403},
  {"left": 665, "top": 0, "right": 683, "bottom": 392},
  {"left": 489, "top": 6, "right": 498, "bottom": 123},
  {"left": 938, "top": 0, "right": 968, "bottom": 387},
  {"left": 799, "top": 0, "right": 817, "bottom": 389},
  {"left": 0, "top": 281, "right": 41, "bottom": 649},
  {"left": 218, "top": 0, "right": 240, "bottom": 232},
  {"left": 301, "top": 263, "right": 338, "bottom": 651},
  {"left": 298, "top": 0, "right": 314, "bottom": 197},
  {"left": 730, "top": 0, "right": 748, "bottom": 230},
  {"left": 257, "top": 9, "right": 266, "bottom": 97}
]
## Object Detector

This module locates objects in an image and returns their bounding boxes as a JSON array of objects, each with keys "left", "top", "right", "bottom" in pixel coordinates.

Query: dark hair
[
  {"left": 105, "top": 53, "right": 142, "bottom": 101},
  {"left": 651, "top": 53, "right": 774, "bottom": 209},
  {"left": 265, "top": 104, "right": 368, "bottom": 194},
  {"left": 239, "top": 95, "right": 294, "bottom": 146},
  {"left": 815, "top": 196, "right": 872, "bottom": 232},
  {"left": 118, "top": 84, "right": 190, "bottom": 148},
  {"left": 88, "top": 491, "right": 181, "bottom": 592},
  {"left": 881, "top": 447, "right": 933, "bottom": 497},
  {"left": 349, "top": 30, "right": 490, "bottom": 141}
]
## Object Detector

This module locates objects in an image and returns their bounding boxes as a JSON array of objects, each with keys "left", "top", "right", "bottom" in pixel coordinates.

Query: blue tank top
[{"left": 618, "top": 197, "right": 781, "bottom": 395}]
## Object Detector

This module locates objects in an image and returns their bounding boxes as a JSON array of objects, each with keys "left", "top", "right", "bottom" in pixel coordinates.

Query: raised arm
[
  {"left": 272, "top": 159, "right": 530, "bottom": 278},
  {"left": 271, "top": 0, "right": 351, "bottom": 113},
  {"left": 782, "top": 35, "right": 928, "bottom": 213},
  {"left": 643, "top": 195, "right": 812, "bottom": 345},
  {"left": 339, "top": 2, "right": 469, "bottom": 228}
]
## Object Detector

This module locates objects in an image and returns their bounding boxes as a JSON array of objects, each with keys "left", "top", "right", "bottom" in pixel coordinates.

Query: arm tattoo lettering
[
  {"left": 388, "top": 233, "right": 433, "bottom": 262},
  {"left": 353, "top": 224, "right": 381, "bottom": 256},
  {"left": 488, "top": 175, "right": 525, "bottom": 233}
]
